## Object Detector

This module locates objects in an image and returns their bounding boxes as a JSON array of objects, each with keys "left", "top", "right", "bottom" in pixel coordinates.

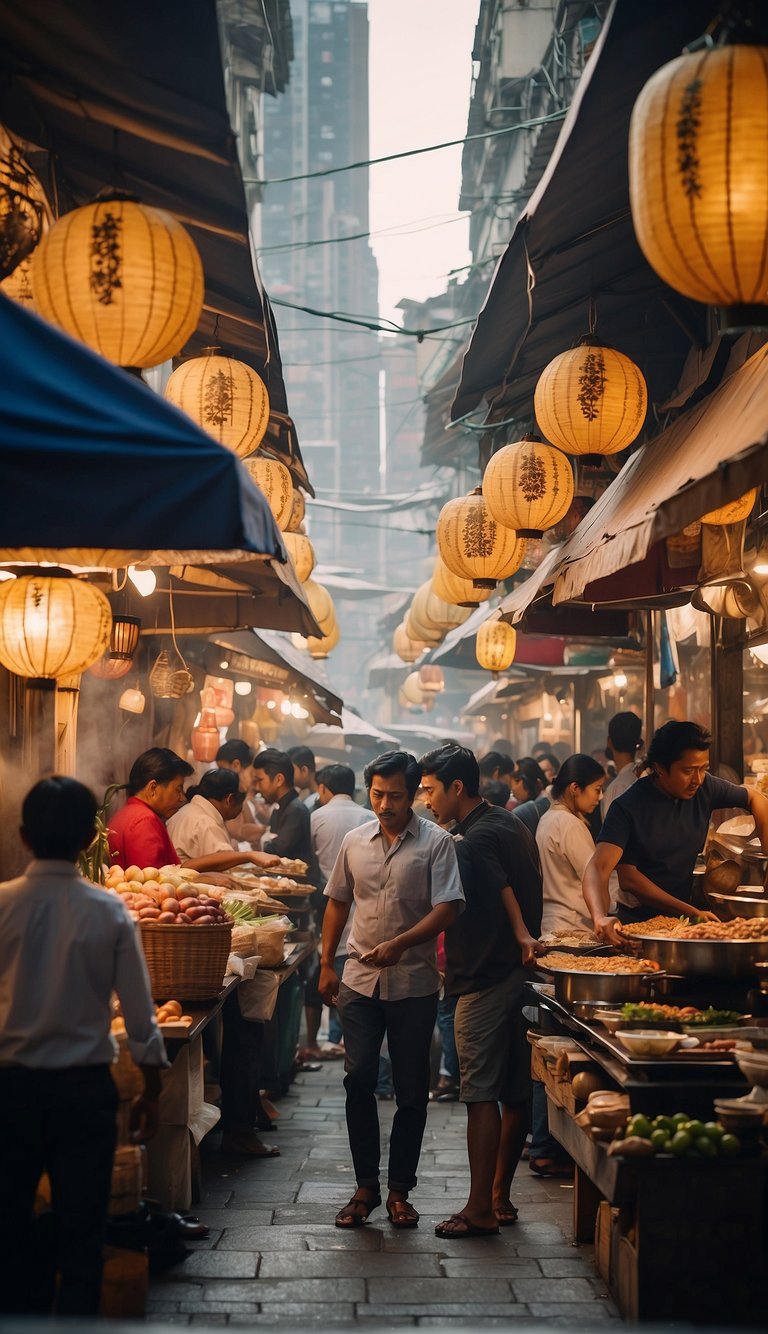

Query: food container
[
  {"left": 707, "top": 890, "right": 768, "bottom": 919},
  {"left": 250, "top": 924, "right": 290, "bottom": 967},
  {"left": 139, "top": 921, "right": 232, "bottom": 1000},
  {"left": 615, "top": 1029, "right": 682, "bottom": 1057},
  {"left": 734, "top": 1044, "right": 768, "bottom": 1089},
  {"left": 639, "top": 935, "right": 768, "bottom": 979},
  {"left": 551, "top": 969, "right": 657, "bottom": 1005},
  {"left": 713, "top": 1097, "right": 768, "bottom": 1131}
]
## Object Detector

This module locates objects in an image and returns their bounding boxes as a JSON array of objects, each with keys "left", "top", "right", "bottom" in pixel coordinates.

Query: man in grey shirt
[{"left": 320, "top": 751, "right": 464, "bottom": 1230}]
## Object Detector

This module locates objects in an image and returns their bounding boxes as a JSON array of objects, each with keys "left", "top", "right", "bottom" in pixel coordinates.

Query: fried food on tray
[
  {"left": 620, "top": 916, "right": 692, "bottom": 938},
  {"left": 624, "top": 915, "right": 768, "bottom": 942},
  {"left": 541, "top": 951, "right": 661, "bottom": 974},
  {"left": 539, "top": 929, "right": 602, "bottom": 949}
]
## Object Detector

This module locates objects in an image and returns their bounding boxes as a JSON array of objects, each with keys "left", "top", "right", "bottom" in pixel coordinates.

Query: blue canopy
[{"left": 0, "top": 292, "right": 284, "bottom": 557}]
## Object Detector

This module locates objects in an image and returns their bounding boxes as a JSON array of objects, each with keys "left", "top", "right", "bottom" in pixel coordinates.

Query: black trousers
[
  {"left": 219, "top": 991, "right": 265, "bottom": 1134},
  {"left": 337, "top": 984, "right": 438, "bottom": 1193},
  {"left": 0, "top": 1064, "right": 117, "bottom": 1316}
]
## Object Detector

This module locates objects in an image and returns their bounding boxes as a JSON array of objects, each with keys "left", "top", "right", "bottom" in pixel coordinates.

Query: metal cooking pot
[
  {"left": 640, "top": 935, "right": 768, "bottom": 978},
  {"left": 551, "top": 968, "right": 657, "bottom": 1005},
  {"left": 707, "top": 890, "right": 768, "bottom": 919}
]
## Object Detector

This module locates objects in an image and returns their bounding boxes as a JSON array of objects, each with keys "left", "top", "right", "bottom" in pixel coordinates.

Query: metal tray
[
  {"left": 707, "top": 891, "right": 768, "bottom": 919},
  {"left": 546, "top": 966, "right": 660, "bottom": 1005},
  {"left": 639, "top": 935, "right": 768, "bottom": 978}
]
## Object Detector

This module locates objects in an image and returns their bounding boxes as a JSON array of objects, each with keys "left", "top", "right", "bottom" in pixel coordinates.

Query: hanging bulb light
[{"left": 119, "top": 684, "right": 146, "bottom": 714}]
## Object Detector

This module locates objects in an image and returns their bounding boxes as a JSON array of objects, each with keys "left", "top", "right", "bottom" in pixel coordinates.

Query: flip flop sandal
[
  {"left": 386, "top": 1199, "right": 419, "bottom": 1229},
  {"left": 434, "top": 1213, "right": 500, "bottom": 1238},
  {"left": 529, "top": 1158, "right": 573, "bottom": 1178},
  {"left": 335, "top": 1194, "right": 381, "bottom": 1228},
  {"left": 494, "top": 1203, "right": 519, "bottom": 1227}
]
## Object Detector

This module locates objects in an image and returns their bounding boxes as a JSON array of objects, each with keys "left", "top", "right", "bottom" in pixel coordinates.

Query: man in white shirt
[
  {"left": 600, "top": 711, "right": 642, "bottom": 819},
  {"left": 0, "top": 777, "right": 166, "bottom": 1317},
  {"left": 216, "top": 739, "right": 267, "bottom": 846},
  {"left": 320, "top": 751, "right": 464, "bottom": 1230},
  {"left": 287, "top": 744, "right": 320, "bottom": 811},
  {"left": 168, "top": 769, "right": 278, "bottom": 872}
]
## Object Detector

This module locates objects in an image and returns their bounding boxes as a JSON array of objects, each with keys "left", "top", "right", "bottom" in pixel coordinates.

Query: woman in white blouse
[{"left": 535, "top": 754, "right": 606, "bottom": 936}]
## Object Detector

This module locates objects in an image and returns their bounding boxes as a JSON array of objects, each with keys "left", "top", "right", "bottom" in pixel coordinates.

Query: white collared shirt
[
  {"left": 0, "top": 860, "right": 166, "bottom": 1069},
  {"left": 601, "top": 761, "right": 638, "bottom": 819},
  {"left": 324, "top": 811, "right": 464, "bottom": 1000},
  {"left": 311, "top": 795, "right": 375, "bottom": 881},
  {"left": 536, "top": 802, "right": 596, "bottom": 935},
  {"left": 167, "top": 793, "right": 233, "bottom": 862}
]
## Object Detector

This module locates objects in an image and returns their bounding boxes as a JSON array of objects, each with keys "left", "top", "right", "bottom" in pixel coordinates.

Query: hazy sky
[{"left": 367, "top": 0, "right": 478, "bottom": 323}]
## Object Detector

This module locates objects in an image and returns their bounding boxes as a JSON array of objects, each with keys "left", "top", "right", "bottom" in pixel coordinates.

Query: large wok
[
  {"left": 639, "top": 935, "right": 768, "bottom": 978},
  {"left": 707, "top": 890, "right": 768, "bottom": 919},
  {"left": 545, "top": 967, "right": 659, "bottom": 1005}
]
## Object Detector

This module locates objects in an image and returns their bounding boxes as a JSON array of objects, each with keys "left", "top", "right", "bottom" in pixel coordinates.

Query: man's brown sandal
[
  {"left": 386, "top": 1198, "right": 419, "bottom": 1229},
  {"left": 335, "top": 1193, "right": 381, "bottom": 1228}
]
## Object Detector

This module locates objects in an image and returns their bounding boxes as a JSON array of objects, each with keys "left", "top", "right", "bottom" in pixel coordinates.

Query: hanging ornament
[
  {"left": 482, "top": 435, "right": 574, "bottom": 538},
  {"left": 282, "top": 530, "right": 316, "bottom": 582},
  {"left": 303, "top": 579, "right": 336, "bottom": 635},
  {"left": 419, "top": 664, "right": 444, "bottom": 694},
  {"left": 436, "top": 488, "right": 526, "bottom": 587},
  {"left": 286, "top": 488, "right": 306, "bottom": 532},
  {"left": 534, "top": 339, "right": 647, "bottom": 460},
  {"left": 149, "top": 648, "right": 194, "bottom": 699},
  {"left": 431, "top": 556, "right": 494, "bottom": 608},
  {"left": 476, "top": 620, "right": 517, "bottom": 675},
  {"left": 393, "top": 621, "right": 428, "bottom": 663},
  {"left": 164, "top": 347, "right": 269, "bottom": 459},
  {"left": 0, "top": 571, "right": 112, "bottom": 683},
  {"left": 244, "top": 455, "right": 293, "bottom": 528},
  {"left": 191, "top": 707, "right": 221, "bottom": 762},
  {"left": 0, "top": 130, "right": 47, "bottom": 282}
]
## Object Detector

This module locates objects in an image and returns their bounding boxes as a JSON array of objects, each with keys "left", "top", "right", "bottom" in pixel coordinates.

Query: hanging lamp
[
  {"left": 0, "top": 571, "right": 112, "bottom": 683},
  {"left": 436, "top": 488, "right": 526, "bottom": 588},
  {"left": 244, "top": 455, "right": 294, "bottom": 528},
  {"left": 534, "top": 339, "right": 647, "bottom": 461},
  {"left": 476, "top": 620, "right": 517, "bottom": 675},
  {"left": 431, "top": 555, "right": 494, "bottom": 608},
  {"left": 482, "top": 435, "right": 574, "bottom": 538},
  {"left": 164, "top": 347, "right": 269, "bottom": 459}
]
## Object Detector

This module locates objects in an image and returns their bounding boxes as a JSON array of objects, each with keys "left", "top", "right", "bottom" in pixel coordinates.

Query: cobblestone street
[{"left": 148, "top": 1061, "right": 619, "bottom": 1328}]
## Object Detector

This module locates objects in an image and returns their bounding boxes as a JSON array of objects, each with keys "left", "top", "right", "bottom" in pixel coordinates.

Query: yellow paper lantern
[
  {"left": 411, "top": 581, "right": 471, "bottom": 635},
  {"left": 431, "top": 556, "right": 494, "bottom": 608},
  {"left": 402, "top": 671, "right": 427, "bottom": 706},
  {"left": 482, "top": 436, "right": 574, "bottom": 538},
  {"left": 164, "top": 348, "right": 269, "bottom": 458},
  {"left": 436, "top": 488, "right": 526, "bottom": 587},
  {"left": 286, "top": 489, "right": 306, "bottom": 532},
  {"left": 244, "top": 455, "right": 293, "bottom": 528},
  {"left": 0, "top": 572, "right": 112, "bottom": 681},
  {"left": 304, "top": 579, "right": 335, "bottom": 635},
  {"left": 534, "top": 341, "right": 647, "bottom": 458},
  {"left": 282, "top": 531, "right": 316, "bottom": 582},
  {"left": 393, "top": 621, "right": 429, "bottom": 662},
  {"left": 419, "top": 664, "right": 444, "bottom": 694},
  {"left": 629, "top": 44, "right": 768, "bottom": 328},
  {"left": 404, "top": 608, "right": 442, "bottom": 646},
  {"left": 307, "top": 618, "right": 340, "bottom": 659},
  {"left": 700, "top": 488, "right": 758, "bottom": 526},
  {"left": 476, "top": 620, "right": 517, "bottom": 675},
  {"left": 31, "top": 196, "right": 204, "bottom": 367},
  {"left": 0, "top": 130, "right": 48, "bottom": 281}
]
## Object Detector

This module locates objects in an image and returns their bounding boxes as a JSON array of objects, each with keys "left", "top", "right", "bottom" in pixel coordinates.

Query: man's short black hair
[
  {"left": 127, "top": 748, "right": 193, "bottom": 795},
  {"left": 196, "top": 768, "right": 245, "bottom": 803},
  {"left": 216, "top": 739, "right": 254, "bottom": 768},
  {"left": 608, "top": 710, "right": 642, "bottom": 755},
  {"left": 647, "top": 721, "right": 712, "bottom": 771},
  {"left": 287, "top": 745, "right": 316, "bottom": 774},
  {"left": 316, "top": 763, "right": 356, "bottom": 797},
  {"left": 252, "top": 747, "right": 295, "bottom": 788},
  {"left": 420, "top": 744, "right": 480, "bottom": 798},
  {"left": 364, "top": 750, "right": 422, "bottom": 800},
  {"left": 480, "top": 779, "right": 510, "bottom": 807},
  {"left": 22, "top": 776, "right": 98, "bottom": 861},
  {"left": 478, "top": 749, "right": 515, "bottom": 778}
]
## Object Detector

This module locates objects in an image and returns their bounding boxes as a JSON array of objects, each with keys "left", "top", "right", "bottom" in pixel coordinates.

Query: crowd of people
[{"left": 4, "top": 712, "right": 768, "bottom": 1310}]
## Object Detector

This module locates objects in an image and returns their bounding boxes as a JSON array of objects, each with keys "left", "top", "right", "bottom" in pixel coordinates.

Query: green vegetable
[
  {"left": 685, "top": 1119, "right": 706, "bottom": 1139},
  {"left": 720, "top": 1133, "right": 741, "bottom": 1156},
  {"left": 670, "top": 1130, "right": 692, "bottom": 1155},
  {"left": 671, "top": 1112, "right": 689, "bottom": 1127},
  {"left": 654, "top": 1115, "right": 676, "bottom": 1135},
  {"left": 702, "top": 1122, "right": 723, "bottom": 1141},
  {"left": 627, "top": 1113, "right": 654, "bottom": 1139},
  {"left": 650, "top": 1128, "right": 670, "bottom": 1151},
  {"left": 695, "top": 1135, "right": 717, "bottom": 1158}
]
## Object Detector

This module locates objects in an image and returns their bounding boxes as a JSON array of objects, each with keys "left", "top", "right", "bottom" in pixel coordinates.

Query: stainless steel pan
[
  {"left": 548, "top": 968, "right": 658, "bottom": 1005},
  {"left": 639, "top": 935, "right": 768, "bottom": 978},
  {"left": 707, "top": 890, "right": 768, "bottom": 919}
]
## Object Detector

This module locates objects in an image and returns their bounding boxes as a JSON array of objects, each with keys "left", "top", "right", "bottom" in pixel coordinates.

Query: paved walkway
[{"left": 148, "top": 1061, "right": 619, "bottom": 1328}]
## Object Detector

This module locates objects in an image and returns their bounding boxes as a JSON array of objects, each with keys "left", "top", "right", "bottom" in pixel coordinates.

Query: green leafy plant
[{"left": 78, "top": 784, "right": 123, "bottom": 884}]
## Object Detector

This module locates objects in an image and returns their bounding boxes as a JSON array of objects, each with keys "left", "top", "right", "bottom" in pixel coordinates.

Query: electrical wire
[
  {"left": 251, "top": 110, "right": 569, "bottom": 187},
  {"left": 256, "top": 211, "right": 468, "bottom": 256},
  {"left": 270, "top": 296, "right": 477, "bottom": 339}
]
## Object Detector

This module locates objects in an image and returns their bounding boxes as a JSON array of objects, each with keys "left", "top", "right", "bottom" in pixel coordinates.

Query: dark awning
[
  {"left": 452, "top": 0, "right": 716, "bottom": 427},
  {"left": 0, "top": 0, "right": 311, "bottom": 491},
  {"left": 209, "top": 629, "right": 343, "bottom": 726}
]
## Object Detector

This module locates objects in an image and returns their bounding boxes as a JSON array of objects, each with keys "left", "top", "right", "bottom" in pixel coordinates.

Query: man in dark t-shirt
[
  {"left": 420, "top": 745, "right": 543, "bottom": 1239},
  {"left": 584, "top": 721, "right": 768, "bottom": 942}
]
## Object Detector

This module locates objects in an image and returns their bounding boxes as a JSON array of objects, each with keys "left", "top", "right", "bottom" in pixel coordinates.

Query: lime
[
  {"left": 671, "top": 1112, "right": 688, "bottom": 1127},
  {"left": 650, "top": 1129, "right": 670, "bottom": 1152},
  {"left": 654, "top": 1115, "right": 676, "bottom": 1135},
  {"left": 628, "top": 1114, "right": 654, "bottom": 1139},
  {"left": 720, "top": 1133, "right": 741, "bottom": 1156},
  {"left": 702, "top": 1122, "right": 723, "bottom": 1141},
  {"left": 695, "top": 1136, "right": 717, "bottom": 1158},
  {"left": 670, "top": 1130, "right": 692, "bottom": 1155},
  {"left": 685, "top": 1119, "right": 706, "bottom": 1139}
]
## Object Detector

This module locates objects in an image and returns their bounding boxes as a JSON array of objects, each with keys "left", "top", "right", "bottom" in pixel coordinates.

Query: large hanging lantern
[
  {"left": 629, "top": 44, "right": 768, "bottom": 331},
  {"left": 164, "top": 348, "right": 269, "bottom": 459},
  {"left": 393, "top": 621, "right": 428, "bottom": 663},
  {"left": 306, "top": 618, "right": 340, "bottom": 659},
  {"left": 31, "top": 195, "right": 204, "bottom": 367},
  {"left": 282, "top": 531, "right": 315, "bottom": 582},
  {"left": 534, "top": 340, "right": 647, "bottom": 459},
  {"left": 700, "top": 488, "right": 758, "bottom": 526},
  {"left": 286, "top": 488, "right": 306, "bottom": 532},
  {"left": 482, "top": 436, "right": 574, "bottom": 538},
  {"left": 0, "top": 572, "right": 112, "bottom": 682},
  {"left": 419, "top": 664, "right": 444, "bottom": 694},
  {"left": 431, "top": 556, "right": 494, "bottom": 608},
  {"left": 411, "top": 581, "right": 471, "bottom": 636},
  {"left": 476, "top": 620, "right": 517, "bottom": 675},
  {"left": 405, "top": 608, "right": 442, "bottom": 646},
  {"left": 304, "top": 579, "right": 335, "bottom": 634},
  {"left": 436, "top": 488, "right": 526, "bottom": 588},
  {"left": 0, "top": 130, "right": 47, "bottom": 281},
  {"left": 244, "top": 455, "right": 293, "bottom": 528}
]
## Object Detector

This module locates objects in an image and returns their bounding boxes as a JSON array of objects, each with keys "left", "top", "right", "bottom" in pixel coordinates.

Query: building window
[{"left": 311, "top": 3, "right": 331, "bottom": 22}]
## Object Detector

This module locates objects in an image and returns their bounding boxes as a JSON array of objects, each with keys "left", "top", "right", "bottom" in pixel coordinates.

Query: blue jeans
[
  {"left": 529, "top": 1079, "right": 562, "bottom": 1159},
  {"left": 436, "top": 994, "right": 459, "bottom": 1083}
]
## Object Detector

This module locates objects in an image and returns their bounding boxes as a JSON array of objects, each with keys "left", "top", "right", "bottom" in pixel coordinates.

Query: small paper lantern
[
  {"left": 482, "top": 436, "right": 574, "bottom": 538},
  {"left": 393, "top": 621, "right": 428, "bottom": 663},
  {"left": 88, "top": 654, "right": 133, "bottom": 681},
  {"left": 31, "top": 195, "right": 204, "bottom": 367},
  {"left": 404, "top": 608, "right": 442, "bottom": 646},
  {"left": 306, "top": 618, "right": 340, "bottom": 659},
  {"left": 534, "top": 340, "right": 647, "bottom": 458},
  {"left": 109, "top": 615, "right": 142, "bottom": 660},
  {"left": 0, "top": 572, "right": 112, "bottom": 682},
  {"left": 303, "top": 579, "right": 335, "bottom": 635},
  {"left": 164, "top": 348, "right": 269, "bottom": 458},
  {"left": 436, "top": 488, "right": 526, "bottom": 588},
  {"left": 431, "top": 555, "right": 495, "bottom": 608},
  {"left": 476, "top": 620, "right": 517, "bottom": 675},
  {"left": 244, "top": 455, "right": 293, "bottom": 528},
  {"left": 191, "top": 707, "right": 221, "bottom": 762},
  {"left": 411, "top": 581, "right": 471, "bottom": 635},
  {"left": 0, "top": 131, "right": 47, "bottom": 281},
  {"left": 700, "top": 488, "right": 758, "bottom": 525},
  {"left": 282, "top": 531, "right": 315, "bottom": 582},
  {"left": 286, "top": 488, "right": 306, "bottom": 532},
  {"left": 629, "top": 44, "right": 768, "bottom": 329},
  {"left": 402, "top": 671, "right": 427, "bottom": 706},
  {"left": 419, "top": 664, "right": 444, "bottom": 694}
]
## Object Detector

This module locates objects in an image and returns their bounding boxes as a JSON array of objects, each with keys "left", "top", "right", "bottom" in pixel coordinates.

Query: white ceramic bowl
[{"left": 615, "top": 1029, "right": 683, "bottom": 1057}]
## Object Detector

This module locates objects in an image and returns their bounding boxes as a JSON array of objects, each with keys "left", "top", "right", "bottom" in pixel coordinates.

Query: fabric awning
[
  {"left": 496, "top": 345, "right": 768, "bottom": 619},
  {"left": 452, "top": 0, "right": 715, "bottom": 427},
  {"left": 0, "top": 0, "right": 310, "bottom": 489},
  {"left": 308, "top": 708, "right": 397, "bottom": 747},
  {"left": 208, "top": 629, "right": 343, "bottom": 726}
]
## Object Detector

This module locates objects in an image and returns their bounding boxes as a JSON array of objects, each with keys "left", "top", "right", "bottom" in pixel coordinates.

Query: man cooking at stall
[{"left": 583, "top": 721, "right": 768, "bottom": 945}]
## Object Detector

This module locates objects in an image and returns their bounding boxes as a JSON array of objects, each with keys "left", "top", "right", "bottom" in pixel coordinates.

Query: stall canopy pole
[{"left": 644, "top": 611, "right": 655, "bottom": 752}]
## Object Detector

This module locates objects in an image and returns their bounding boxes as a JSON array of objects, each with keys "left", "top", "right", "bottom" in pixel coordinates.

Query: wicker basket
[{"left": 139, "top": 921, "right": 232, "bottom": 1000}]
